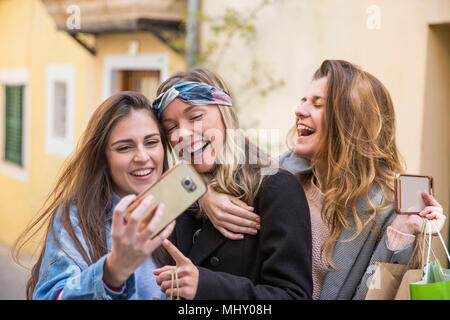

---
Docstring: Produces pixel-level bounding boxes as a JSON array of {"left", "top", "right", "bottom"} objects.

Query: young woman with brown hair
[
  {"left": 151, "top": 68, "right": 313, "bottom": 299},
  {"left": 200, "top": 60, "right": 446, "bottom": 299},
  {"left": 13, "top": 92, "right": 175, "bottom": 299}
]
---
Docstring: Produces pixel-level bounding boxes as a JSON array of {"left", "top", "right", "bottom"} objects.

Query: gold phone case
[
  {"left": 125, "top": 162, "right": 206, "bottom": 238},
  {"left": 394, "top": 173, "right": 433, "bottom": 214}
]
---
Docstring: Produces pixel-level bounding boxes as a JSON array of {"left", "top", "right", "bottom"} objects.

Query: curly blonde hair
[{"left": 288, "top": 60, "right": 413, "bottom": 268}]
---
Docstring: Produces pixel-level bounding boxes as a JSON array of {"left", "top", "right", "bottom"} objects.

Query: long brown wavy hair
[
  {"left": 156, "top": 68, "right": 274, "bottom": 207},
  {"left": 287, "top": 60, "right": 421, "bottom": 268},
  {"left": 13, "top": 91, "right": 169, "bottom": 299}
]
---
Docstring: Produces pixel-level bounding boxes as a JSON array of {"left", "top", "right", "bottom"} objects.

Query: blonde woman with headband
[
  {"left": 201, "top": 60, "right": 446, "bottom": 300},
  {"left": 151, "top": 68, "right": 313, "bottom": 300}
]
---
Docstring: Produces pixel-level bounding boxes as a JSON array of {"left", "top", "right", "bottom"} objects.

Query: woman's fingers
[
  {"left": 156, "top": 266, "right": 188, "bottom": 286},
  {"left": 221, "top": 213, "right": 260, "bottom": 231},
  {"left": 421, "top": 192, "right": 441, "bottom": 207},
  {"left": 145, "top": 203, "right": 165, "bottom": 233},
  {"left": 158, "top": 270, "right": 194, "bottom": 299},
  {"left": 228, "top": 198, "right": 260, "bottom": 222},
  {"left": 160, "top": 278, "right": 184, "bottom": 295},
  {"left": 418, "top": 194, "right": 446, "bottom": 234},
  {"left": 162, "top": 239, "right": 191, "bottom": 265},
  {"left": 123, "top": 196, "right": 154, "bottom": 239},
  {"left": 229, "top": 197, "right": 254, "bottom": 212},
  {"left": 419, "top": 207, "right": 433, "bottom": 217},
  {"left": 220, "top": 220, "right": 258, "bottom": 235},
  {"left": 155, "top": 255, "right": 198, "bottom": 300},
  {"left": 115, "top": 194, "right": 138, "bottom": 213},
  {"left": 419, "top": 206, "right": 443, "bottom": 217},
  {"left": 211, "top": 199, "right": 260, "bottom": 231},
  {"left": 111, "top": 194, "right": 137, "bottom": 234},
  {"left": 137, "top": 203, "right": 165, "bottom": 242},
  {"left": 419, "top": 206, "right": 446, "bottom": 235},
  {"left": 210, "top": 205, "right": 260, "bottom": 235},
  {"left": 155, "top": 267, "right": 176, "bottom": 284},
  {"left": 210, "top": 207, "right": 260, "bottom": 238},
  {"left": 216, "top": 226, "right": 244, "bottom": 240},
  {"left": 160, "top": 279, "right": 173, "bottom": 293},
  {"left": 425, "top": 212, "right": 439, "bottom": 220},
  {"left": 154, "top": 265, "right": 174, "bottom": 277}
]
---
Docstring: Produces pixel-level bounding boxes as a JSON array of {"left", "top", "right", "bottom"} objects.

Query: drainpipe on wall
[{"left": 185, "top": 0, "right": 200, "bottom": 67}]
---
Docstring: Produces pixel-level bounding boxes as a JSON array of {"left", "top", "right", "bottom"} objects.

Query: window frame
[
  {"left": 4, "top": 85, "right": 24, "bottom": 165},
  {"left": 45, "top": 64, "right": 76, "bottom": 157},
  {"left": 0, "top": 68, "right": 30, "bottom": 182}
]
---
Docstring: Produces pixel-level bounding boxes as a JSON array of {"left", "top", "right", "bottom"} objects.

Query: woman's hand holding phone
[
  {"left": 391, "top": 191, "right": 446, "bottom": 236},
  {"left": 103, "top": 194, "right": 176, "bottom": 288}
]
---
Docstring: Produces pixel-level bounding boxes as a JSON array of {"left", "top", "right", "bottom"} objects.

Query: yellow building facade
[
  {"left": 0, "top": 0, "right": 186, "bottom": 254},
  {"left": 1, "top": 0, "right": 448, "bottom": 267}
]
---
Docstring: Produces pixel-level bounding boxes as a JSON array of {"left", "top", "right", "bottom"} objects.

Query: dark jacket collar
[
  {"left": 278, "top": 150, "right": 312, "bottom": 175},
  {"left": 175, "top": 212, "right": 226, "bottom": 265}
]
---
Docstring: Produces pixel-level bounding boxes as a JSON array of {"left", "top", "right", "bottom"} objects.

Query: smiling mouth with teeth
[
  {"left": 130, "top": 169, "right": 153, "bottom": 177},
  {"left": 188, "top": 140, "right": 210, "bottom": 155},
  {"left": 297, "top": 124, "right": 315, "bottom": 137}
]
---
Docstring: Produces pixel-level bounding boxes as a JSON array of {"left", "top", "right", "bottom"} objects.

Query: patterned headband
[{"left": 151, "top": 81, "right": 232, "bottom": 118}]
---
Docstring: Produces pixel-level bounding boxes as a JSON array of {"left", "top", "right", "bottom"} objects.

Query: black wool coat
[{"left": 174, "top": 169, "right": 313, "bottom": 300}]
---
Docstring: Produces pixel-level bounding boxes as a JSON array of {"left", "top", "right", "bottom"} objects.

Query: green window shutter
[{"left": 4, "top": 85, "right": 23, "bottom": 166}]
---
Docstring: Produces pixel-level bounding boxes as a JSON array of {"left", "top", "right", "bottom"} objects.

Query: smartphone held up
[
  {"left": 395, "top": 173, "right": 433, "bottom": 214},
  {"left": 123, "top": 162, "right": 207, "bottom": 238}
]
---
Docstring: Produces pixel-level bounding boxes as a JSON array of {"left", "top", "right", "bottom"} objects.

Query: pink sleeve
[{"left": 386, "top": 226, "right": 416, "bottom": 251}]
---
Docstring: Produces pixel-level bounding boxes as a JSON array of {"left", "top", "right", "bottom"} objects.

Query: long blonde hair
[
  {"left": 288, "top": 60, "right": 413, "bottom": 268},
  {"left": 156, "top": 68, "right": 273, "bottom": 206}
]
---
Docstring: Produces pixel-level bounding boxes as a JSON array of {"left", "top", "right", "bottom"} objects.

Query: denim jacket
[{"left": 33, "top": 193, "right": 165, "bottom": 300}]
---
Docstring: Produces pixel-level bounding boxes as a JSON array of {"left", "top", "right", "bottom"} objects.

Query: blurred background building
[{"left": 0, "top": 0, "right": 449, "bottom": 298}]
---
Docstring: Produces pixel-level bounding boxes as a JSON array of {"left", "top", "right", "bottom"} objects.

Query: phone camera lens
[{"left": 182, "top": 177, "right": 196, "bottom": 192}]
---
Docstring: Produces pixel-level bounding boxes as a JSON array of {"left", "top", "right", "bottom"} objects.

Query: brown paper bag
[
  {"left": 394, "top": 269, "right": 423, "bottom": 300},
  {"left": 365, "top": 262, "right": 409, "bottom": 300}
]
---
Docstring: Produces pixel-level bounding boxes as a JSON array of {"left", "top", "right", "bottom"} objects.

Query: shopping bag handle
[
  {"left": 425, "top": 219, "right": 450, "bottom": 265},
  {"left": 424, "top": 237, "right": 438, "bottom": 262},
  {"left": 424, "top": 220, "right": 432, "bottom": 267}
]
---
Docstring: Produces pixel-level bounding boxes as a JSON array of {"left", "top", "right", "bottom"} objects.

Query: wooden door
[{"left": 120, "top": 70, "right": 160, "bottom": 101}]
